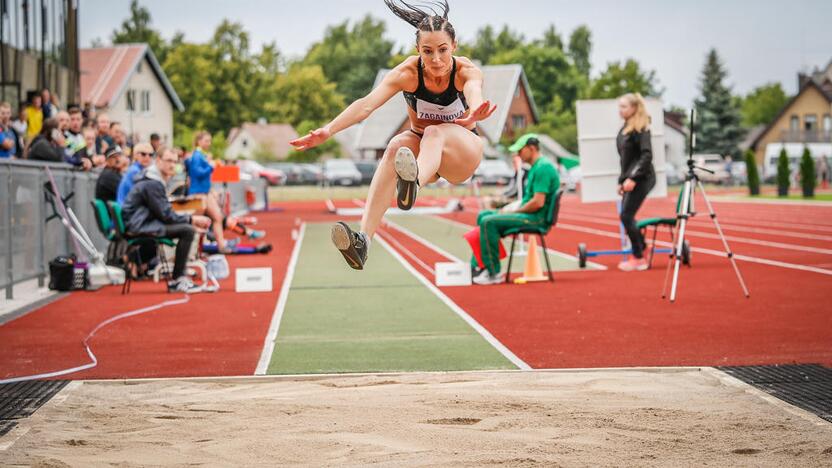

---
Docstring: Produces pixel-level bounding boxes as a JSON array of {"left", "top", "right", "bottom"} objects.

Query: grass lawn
[
  {"left": 269, "top": 184, "right": 503, "bottom": 201},
  {"left": 755, "top": 193, "right": 832, "bottom": 202}
]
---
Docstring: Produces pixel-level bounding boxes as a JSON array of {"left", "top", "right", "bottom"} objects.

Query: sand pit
[{"left": 2, "top": 368, "right": 831, "bottom": 466}]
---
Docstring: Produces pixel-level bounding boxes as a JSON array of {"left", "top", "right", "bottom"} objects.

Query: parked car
[
  {"left": 474, "top": 158, "right": 514, "bottom": 185},
  {"left": 267, "top": 162, "right": 306, "bottom": 185},
  {"left": 237, "top": 159, "right": 286, "bottom": 186},
  {"left": 323, "top": 159, "right": 362, "bottom": 186},
  {"left": 299, "top": 164, "right": 325, "bottom": 185},
  {"left": 693, "top": 154, "right": 730, "bottom": 184},
  {"left": 355, "top": 160, "right": 378, "bottom": 185},
  {"left": 665, "top": 161, "right": 683, "bottom": 185}
]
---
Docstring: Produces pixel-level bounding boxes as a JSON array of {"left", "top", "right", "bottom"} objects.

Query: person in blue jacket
[
  {"left": 185, "top": 131, "right": 228, "bottom": 251},
  {"left": 116, "top": 142, "right": 155, "bottom": 204}
]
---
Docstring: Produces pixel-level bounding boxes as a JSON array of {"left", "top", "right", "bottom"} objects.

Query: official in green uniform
[{"left": 471, "top": 134, "right": 560, "bottom": 285}]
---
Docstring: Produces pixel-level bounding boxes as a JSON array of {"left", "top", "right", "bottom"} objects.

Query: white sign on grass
[{"left": 576, "top": 98, "right": 668, "bottom": 203}]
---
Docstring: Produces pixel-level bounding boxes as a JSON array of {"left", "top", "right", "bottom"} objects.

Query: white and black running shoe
[
  {"left": 394, "top": 146, "right": 419, "bottom": 210},
  {"left": 331, "top": 222, "right": 369, "bottom": 270},
  {"left": 167, "top": 276, "right": 202, "bottom": 293}
]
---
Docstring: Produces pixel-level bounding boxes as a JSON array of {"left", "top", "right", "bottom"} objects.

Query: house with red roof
[{"left": 80, "top": 44, "right": 184, "bottom": 146}]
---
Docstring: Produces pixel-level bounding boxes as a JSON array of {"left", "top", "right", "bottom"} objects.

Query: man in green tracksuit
[{"left": 472, "top": 133, "right": 560, "bottom": 285}]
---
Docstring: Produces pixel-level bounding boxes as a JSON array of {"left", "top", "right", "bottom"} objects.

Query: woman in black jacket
[{"left": 616, "top": 93, "right": 656, "bottom": 272}]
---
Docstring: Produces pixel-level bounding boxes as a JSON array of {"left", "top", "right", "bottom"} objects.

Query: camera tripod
[{"left": 662, "top": 111, "right": 750, "bottom": 302}]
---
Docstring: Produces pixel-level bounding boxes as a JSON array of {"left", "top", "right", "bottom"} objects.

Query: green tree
[
  {"left": 694, "top": 49, "right": 744, "bottom": 157},
  {"left": 526, "top": 96, "right": 579, "bottom": 153},
  {"left": 776, "top": 147, "right": 790, "bottom": 196},
  {"left": 744, "top": 149, "right": 760, "bottom": 196},
  {"left": 163, "top": 42, "right": 218, "bottom": 135},
  {"left": 111, "top": 0, "right": 170, "bottom": 63},
  {"left": 567, "top": 25, "right": 592, "bottom": 77},
  {"left": 287, "top": 120, "right": 341, "bottom": 162},
  {"left": 536, "top": 24, "right": 563, "bottom": 50},
  {"left": 491, "top": 44, "right": 583, "bottom": 113},
  {"left": 738, "top": 83, "right": 789, "bottom": 128},
  {"left": 462, "top": 25, "right": 524, "bottom": 64},
  {"left": 587, "top": 59, "right": 661, "bottom": 99},
  {"left": 799, "top": 146, "right": 816, "bottom": 197},
  {"left": 303, "top": 15, "right": 395, "bottom": 103},
  {"left": 265, "top": 65, "right": 345, "bottom": 129}
]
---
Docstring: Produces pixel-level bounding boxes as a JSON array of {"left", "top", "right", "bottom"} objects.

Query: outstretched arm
[
  {"left": 290, "top": 66, "right": 408, "bottom": 151},
  {"left": 454, "top": 61, "right": 496, "bottom": 128}
]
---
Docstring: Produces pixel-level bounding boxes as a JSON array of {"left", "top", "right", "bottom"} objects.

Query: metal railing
[
  {"left": 779, "top": 129, "right": 832, "bottom": 143},
  {"left": 1, "top": 159, "right": 269, "bottom": 299}
]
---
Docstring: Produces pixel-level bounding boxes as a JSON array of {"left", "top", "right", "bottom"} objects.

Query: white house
[
  {"left": 225, "top": 122, "right": 299, "bottom": 160},
  {"left": 80, "top": 44, "right": 184, "bottom": 145}
]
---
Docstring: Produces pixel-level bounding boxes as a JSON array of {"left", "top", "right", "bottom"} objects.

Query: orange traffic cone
[{"left": 514, "top": 236, "right": 549, "bottom": 284}]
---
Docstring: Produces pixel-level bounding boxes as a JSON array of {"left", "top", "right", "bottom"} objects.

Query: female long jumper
[{"left": 290, "top": 0, "right": 496, "bottom": 270}]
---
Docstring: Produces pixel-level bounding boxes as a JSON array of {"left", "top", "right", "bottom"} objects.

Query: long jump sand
[{"left": 3, "top": 368, "right": 831, "bottom": 466}]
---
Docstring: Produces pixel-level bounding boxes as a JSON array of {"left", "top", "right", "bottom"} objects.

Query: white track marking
[
  {"left": 255, "top": 223, "right": 306, "bottom": 375},
  {"left": 557, "top": 213, "right": 832, "bottom": 256},
  {"left": 376, "top": 235, "right": 531, "bottom": 370},
  {"left": 556, "top": 222, "right": 832, "bottom": 276}
]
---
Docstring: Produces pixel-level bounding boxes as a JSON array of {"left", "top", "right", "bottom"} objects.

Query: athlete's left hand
[
  {"left": 622, "top": 178, "right": 636, "bottom": 192},
  {"left": 289, "top": 127, "right": 332, "bottom": 151},
  {"left": 454, "top": 101, "right": 497, "bottom": 128}
]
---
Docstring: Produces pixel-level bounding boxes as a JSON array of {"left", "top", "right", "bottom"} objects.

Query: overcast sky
[{"left": 80, "top": 0, "right": 832, "bottom": 108}]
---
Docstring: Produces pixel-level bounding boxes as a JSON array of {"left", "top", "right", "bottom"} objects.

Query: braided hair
[{"left": 383, "top": 0, "right": 456, "bottom": 43}]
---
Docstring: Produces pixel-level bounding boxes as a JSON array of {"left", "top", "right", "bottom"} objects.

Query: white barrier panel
[
  {"left": 235, "top": 267, "right": 273, "bottom": 293},
  {"left": 577, "top": 98, "right": 668, "bottom": 203},
  {"left": 435, "top": 262, "right": 472, "bottom": 287}
]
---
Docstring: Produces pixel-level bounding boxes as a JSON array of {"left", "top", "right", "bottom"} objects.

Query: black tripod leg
[
  {"left": 539, "top": 234, "right": 553, "bottom": 282},
  {"left": 505, "top": 234, "right": 517, "bottom": 284}
]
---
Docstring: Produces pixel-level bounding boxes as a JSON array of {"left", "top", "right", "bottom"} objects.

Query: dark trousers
[
  {"left": 163, "top": 224, "right": 196, "bottom": 279},
  {"left": 620, "top": 176, "right": 655, "bottom": 259}
]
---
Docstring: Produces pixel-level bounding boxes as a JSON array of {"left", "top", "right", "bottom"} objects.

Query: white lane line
[
  {"left": 384, "top": 218, "right": 461, "bottom": 262},
  {"left": 557, "top": 213, "right": 832, "bottom": 256},
  {"left": 561, "top": 209, "right": 832, "bottom": 237},
  {"left": 255, "top": 223, "right": 306, "bottom": 375},
  {"left": 377, "top": 230, "right": 436, "bottom": 275},
  {"left": 432, "top": 215, "right": 608, "bottom": 270},
  {"left": 376, "top": 235, "right": 531, "bottom": 370},
  {"left": 557, "top": 222, "right": 832, "bottom": 276}
]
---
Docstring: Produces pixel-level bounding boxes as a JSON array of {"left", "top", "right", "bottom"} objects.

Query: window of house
[
  {"left": 137, "top": 61, "right": 143, "bottom": 74},
  {"left": 126, "top": 89, "right": 136, "bottom": 111},
  {"left": 790, "top": 115, "right": 799, "bottom": 131},
  {"left": 141, "top": 90, "right": 151, "bottom": 112},
  {"left": 804, "top": 114, "right": 817, "bottom": 131},
  {"left": 514, "top": 84, "right": 521, "bottom": 98},
  {"left": 512, "top": 114, "right": 526, "bottom": 129},
  {"left": 822, "top": 114, "right": 831, "bottom": 132},
  {"left": 242, "top": 139, "right": 248, "bottom": 147}
]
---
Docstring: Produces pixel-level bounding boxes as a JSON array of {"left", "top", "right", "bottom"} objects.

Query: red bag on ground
[{"left": 464, "top": 227, "right": 507, "bottom": 269}]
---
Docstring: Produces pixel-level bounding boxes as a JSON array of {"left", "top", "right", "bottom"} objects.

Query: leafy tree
[
  {"left": 287, "top": 120, "right": 341, "bottom": 162},
  {"left": 567, "top": 25, "right": 592, "bottom": 77},
  {"left": 163, "top": 42, "right": 218, "bottom": 135},
  {"left": 526, "top": 96, "right": 578, "bottom": 153},
  {"left": 265, "top": 65, "right": 345, "bottom": 129},
  {"left": 491, "top": 44, "right": 583, "bottom": 113},
  {"left": 587, "top": 59, "right": 661, "bottom": 99},
  {"left": 694, "top": 49, "right": 744, "bottom": 157},
  {"left": 800, "top": 146, "right": 816, "bottom": 197},
  {"left": 462, "top": 25, "right": 524, "bottom": 64},
  {"left": 744, "top": 149, "right": 760, "bottom": 196},
  {"left": 738, "top": 83, "right": 789, "bottom": 128},
  {"left": 303, "top": 15, "right": 395, "bottom": 103},
  {"left": 776, "top": 147, "right": 790, "bottom": 196},
  {"left": 111, "top": 0, "right": 170, "bottom": 63},
  {"left": 536, "top": 25, "right": 563, "bottom": 50}
]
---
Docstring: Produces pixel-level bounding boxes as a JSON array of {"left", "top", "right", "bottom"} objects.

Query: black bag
[{"left": 49, "top": 255, "right": 77, "bottom": 291}]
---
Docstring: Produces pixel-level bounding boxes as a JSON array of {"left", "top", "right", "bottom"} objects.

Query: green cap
[{"left": 508, "top": 133, "right": 540, "bottom": 152}]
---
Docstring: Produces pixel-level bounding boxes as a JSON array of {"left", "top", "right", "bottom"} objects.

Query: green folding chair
[
  {"left": 107, "top": 201, "right": 175, "bottom": 294},
  {"left": 504, "top": 190, "right": 564, "bottom": 283}
]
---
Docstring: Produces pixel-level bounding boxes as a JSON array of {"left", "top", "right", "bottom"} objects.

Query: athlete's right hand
[{"left": 289, "top": 127, "right": 331, "bottom": 151}]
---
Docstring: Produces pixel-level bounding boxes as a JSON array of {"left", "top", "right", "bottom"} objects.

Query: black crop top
[{"left": 403, "top": 57, "right": 469, "bottom": 122}]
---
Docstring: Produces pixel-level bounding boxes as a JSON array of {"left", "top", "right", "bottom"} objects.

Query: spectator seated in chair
[
  {"left": 116, "top": 142, "right": 155, "bottom": 204},
  {"left": 470, "top": 134, "right": 560, "bottom": 285},
  {"left": 121, "top": 147, "right": 211, "bottom": 293}
]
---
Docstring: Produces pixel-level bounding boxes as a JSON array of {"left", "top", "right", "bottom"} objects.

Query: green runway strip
[
  {"left": 267, "top": 223, "right": 515, "bottom": 374},
  {"left": 387, "top": 214, "right": 596, "bottom": 271}
]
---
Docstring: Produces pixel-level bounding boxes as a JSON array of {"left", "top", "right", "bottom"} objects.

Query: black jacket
[
  {"left": 27, "top": 136, "right": 65, "bottom": 163},
  {"left": 616, "top": 128, "right": 656, "bottom": 184},
  {"left": 95, "top": 167, "right": 122, "bottom": 202},
  {"left": 122, "top": 165, "right": 191, "bottom": 236}
]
